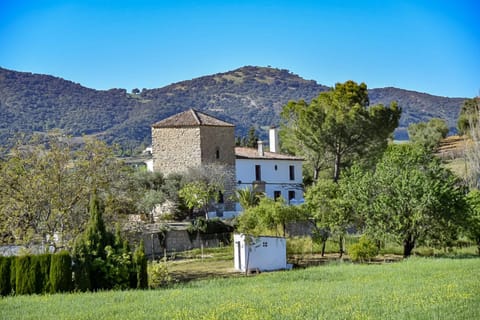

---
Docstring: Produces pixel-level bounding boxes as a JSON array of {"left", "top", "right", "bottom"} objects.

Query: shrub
[
  {"left": 50, "top": 251, "right": 72, "bottom": 293},
  {"left": 133, "top": 240, "right": 148, "bottom": 289},
  {"left": 15, "top": 255, "right": 36, "bottom": 295},
  {"left": 36, "top": 254, "right": 52, "bottom": 293},
  {"left": 0, "top": 256, "right": 12, "bottom": 296},
  {"left": 10, "top": 256, "right": 16, "bottom": 294},
  {"left": 348, "top": 236, "right": 379, "bottom": 262},
  {"left": 148, "top": 259, "right": 172, "bottom": 288}
]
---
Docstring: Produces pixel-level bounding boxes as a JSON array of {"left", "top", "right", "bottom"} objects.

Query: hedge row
[{"left": 0, "top": 251, "right": 72, "bottom": 296}]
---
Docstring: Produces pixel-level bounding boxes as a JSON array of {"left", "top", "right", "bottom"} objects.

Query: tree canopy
[
  {"left": 344, "top": 143, "right": 468, "bottom": 257},
  {"left": 408, "top": 118, "right": 449, "bottom": 151},
  {"left": 0, "top": 132, "right": 134, "bottom": 249},
  {"left": 457, "top": 97, "right": 479, "bottom": 136},
  {"left": 280, "top": 80, "right": 401, "bottom": 182}
]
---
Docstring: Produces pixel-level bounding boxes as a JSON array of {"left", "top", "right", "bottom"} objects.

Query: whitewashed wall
[
  {"left": 233, "top": 234, "right": 287, "bottom": 272},
  {"left": 236, "top": 158, "right": 303, "bottom": 203}
]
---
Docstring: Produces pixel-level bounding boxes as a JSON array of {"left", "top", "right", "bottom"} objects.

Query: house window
[
  {"left": 255, "top": 165, "right": 262, "bottom": 181},
  {"left": 274, "top": 191, "right": 281, "bottom": 201},
  {"left": 289, "top": 165, "right": 295, "bottom": 180},
  {"left": 262, "top": 242, "right": 268, "bottom": 247},
  {"left": 288, "top": 190, "right": 296, "bottom": 201},
  {"left": 274, "top": 164, "right": 278, "bottom": 171},
  {"left": 216, "top": 148, "right": 220, "bottom": 159}
]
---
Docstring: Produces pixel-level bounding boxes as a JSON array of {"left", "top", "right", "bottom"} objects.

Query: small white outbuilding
[{"left": 233, "top": 234, "right": 287, "bottom": 272}]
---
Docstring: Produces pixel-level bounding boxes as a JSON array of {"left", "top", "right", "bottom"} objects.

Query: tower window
[{"left": 216, "top": 148, "right": 220, "bottom": 159}]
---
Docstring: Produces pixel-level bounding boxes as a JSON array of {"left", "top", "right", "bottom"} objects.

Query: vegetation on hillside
[{"left": 0, "top": 66, "right": 466, "bottom": 152}]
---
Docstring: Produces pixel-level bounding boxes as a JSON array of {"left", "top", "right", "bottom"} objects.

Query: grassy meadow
[{"left": 1, "top": 257, "right": 479, "bottom": 320}]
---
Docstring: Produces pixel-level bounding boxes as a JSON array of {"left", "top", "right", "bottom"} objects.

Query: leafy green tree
[
  {"left": 465, "top": 190, "right": 480, "bottom": 255},
  {"left": 0, "top": 132, "right": 133, "bottom": 250},
  {"left": 408, "top": 118, "right": 449, "bottom": 151},
  {"left": 179, "top": 181, "right": 218, "bottom": 219},
  {"left": 245, "top": 126, "right": 259, "bottom": 148},
  {"left": 280, "top": 81, "right": 400, "bottom": 182},
  {"left": 304, "top": 178, "right": 360, "bottom": 257},
  {"left": 346, "top": 143, "right": 468, "bottom": 257},
  {"left": 457, "top": 97, "right": 479, "bottom": 135},
  {"left": 237, "top": 197, "right": 305, "bottom": 237}
]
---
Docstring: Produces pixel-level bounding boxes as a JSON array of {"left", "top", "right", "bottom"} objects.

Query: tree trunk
[
  {"left": 321, "top": 239, "right": 326, "bottom": 257},
  {"left": 338, "top": 235, "right": 344, "bottom": 258},
  {"left": 333, "top": 150, "right": 341, "bottom": 183},
  {"left": 403, "top": 235, "right": 416, "bottom": 258}
]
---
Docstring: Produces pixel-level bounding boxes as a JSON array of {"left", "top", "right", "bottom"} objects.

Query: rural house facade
[{"left": 150, "top": 109, "right": 303, "bottom": 217}]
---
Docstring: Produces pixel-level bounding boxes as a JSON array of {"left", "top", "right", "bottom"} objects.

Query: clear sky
[{"left": 1, "top": 0, "right": 478, "bottom": 97}]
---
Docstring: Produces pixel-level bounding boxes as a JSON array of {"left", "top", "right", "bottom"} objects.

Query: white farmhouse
[
  {"left": 149, "top": 110, "right": 304, "bottom": 217},
  {"left": 235, "top": 127, "right": 304, "bottom": 211}
]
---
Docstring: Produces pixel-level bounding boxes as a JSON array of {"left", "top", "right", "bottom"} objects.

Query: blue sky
[{"left": 1, "top": 0, "right": 478, "bottom": 97}]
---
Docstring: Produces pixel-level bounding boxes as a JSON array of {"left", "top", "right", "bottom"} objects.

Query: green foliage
[
  {"left": 344, "top": 143, "right": 469, "bottom": 257},
  {"left": 36, "top": 254, "right": 51, "bottom": 294},
  {"left": 235, "top": 187, "right": 264, "bottom": 210},
  {"left": 348, "top": 236, "right": 379, "bottom": 262},
  {"left": 15, "top": 255, "right": 36, "bottom": 295},
  {"left": 408, "top": 118, "right": 449, "bottom": 150},
  {"left": 1, "top": 259, "right": 479, "bottom": 319},
  {"left": 179, "top": 180, "right": 219, "bottom": 218},
  {"left": 49, "top": 251, "right": 72, "bottom": 293},
  {"left": 465, "top": 190, "right": 480, "bottom": 255},
  {"left": 236, "top": 197, "right": 306, "bottom": 236},
  {"left": 0, "top": 66, "right": 464, "bottom": 153},
  {"left": 280, "top": 80, "right": 401, "bottom": 182},
  {"left": 73, "top": 192, "right": 135, "bottom": 291},
  {"left": 457, "top": 97, "right": 479, "bottom": 135},
  {"left": 0, "top": 132, "right": 132, "bottom": 249},
  {"left": 133, "top": 240, "right": 148, "bottom": 289},
  {"left": 148, "top": 259, "right": 172, "bottom": 289},
  {"left": 0, "top": 256, "right": 13, "bottom": 296}
]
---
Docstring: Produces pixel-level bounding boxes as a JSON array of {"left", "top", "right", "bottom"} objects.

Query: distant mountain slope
[{"left": 0, "top": 66, "right": 466, "bottom": 150}]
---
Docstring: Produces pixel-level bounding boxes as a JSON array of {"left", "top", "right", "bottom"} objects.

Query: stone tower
[{"left": 151, "top": 109, "right": 236, "bottom": 213}]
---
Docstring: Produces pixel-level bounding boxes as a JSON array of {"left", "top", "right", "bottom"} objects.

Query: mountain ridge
[{"left": 0, "top": 65, "right": 466, "bottom": 150}]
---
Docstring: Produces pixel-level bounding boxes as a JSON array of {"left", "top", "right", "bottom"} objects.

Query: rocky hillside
[{"left": 0, "top": 66, "right": 467, "bottom": 151}]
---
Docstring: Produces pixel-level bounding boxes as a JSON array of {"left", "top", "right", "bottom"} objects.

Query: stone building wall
[
  {"left": 151, "top": 127, "right": 202, "bottom": 175},
  {"left": 199, "top": 126, "right": 236, "bottom": 211},
  {"left": 199, "top": 126, "right": 235, "bottom": 166}
]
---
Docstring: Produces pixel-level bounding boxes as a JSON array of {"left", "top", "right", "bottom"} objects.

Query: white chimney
[
  {"left": 257, "top": 140, "right": 264, "bottom": 156},
  {"left": 269, "top": 126, "right": 279, "bottom": 153}
]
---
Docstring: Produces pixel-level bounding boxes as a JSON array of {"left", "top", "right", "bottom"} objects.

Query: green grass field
[{"left": 1, "top": 257, "right": 479, "bottom": 320}]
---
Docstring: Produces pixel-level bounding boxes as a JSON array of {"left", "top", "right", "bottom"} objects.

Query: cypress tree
[
  {"left": 10, "top": 256, "right": 16, "bottom": 294},
  {"left": 15, "top": 255, "right": 36, "bottom": 295},
  {"left": 36, "top": 254, "right": 51, "bottom": 293},
  {"left": 73, "top": 192, "right": 110, "bottom": 291},
  {"left": 50, "top": 251, "right": 72, "bottom": 293},
  {"left": 133, "top": 240, "right": 148, "bottom": 289},
  {"left": 0, "top": 256, "right": 12, "bottom": 296}
]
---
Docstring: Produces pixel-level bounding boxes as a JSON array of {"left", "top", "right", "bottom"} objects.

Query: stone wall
[
  {"left": 140, "top": 230, "right": 231, "bottom": 258},
  {"left": 151, "top": 126, "right": 202, "bottom": 175}
]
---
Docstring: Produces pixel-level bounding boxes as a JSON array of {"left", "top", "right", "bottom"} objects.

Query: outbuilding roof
[
  {"left": 235, "top": 147, "right": 303, "bottom": 160},
  {"left": 152, "top": 109, "right": 234, "bottom": 128}
]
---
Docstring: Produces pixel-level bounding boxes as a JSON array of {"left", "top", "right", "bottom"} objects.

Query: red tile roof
[
  {"left": 152, "top": 109, "right": 234, "bottom": 128},
  {"left": 235, "top": 147, "right": 303, "bottom": 160}
]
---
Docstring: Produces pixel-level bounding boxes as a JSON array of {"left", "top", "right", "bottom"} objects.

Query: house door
[{"left": 235, "top": 241, "right": 242, "bottom": 270}]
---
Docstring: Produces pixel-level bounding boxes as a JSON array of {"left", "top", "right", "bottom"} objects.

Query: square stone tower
[{"left": 151, "top": 109, "right": 236, "bottom": 212}]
